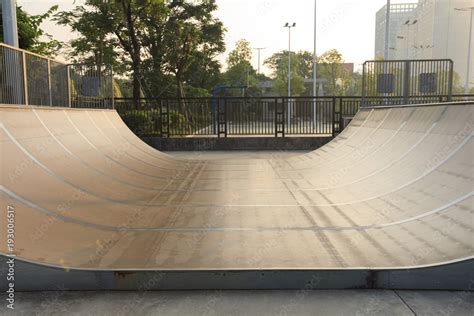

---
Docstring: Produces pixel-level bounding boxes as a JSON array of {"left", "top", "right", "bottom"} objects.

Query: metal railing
[
  {"left": 1, "top": 44, "right": 472, "bottom": 138},
  {"left": 0, "top": 43, "right": 113, "bottom": 108},
  {"left": 115, "top": 97, "right": 339, "bottom": 138},
  {"left": 114, "top": 95, "right": 474, "bottom": 138},
  {"left": 362, "top": 59, "right": 454, "bottom": 106}
]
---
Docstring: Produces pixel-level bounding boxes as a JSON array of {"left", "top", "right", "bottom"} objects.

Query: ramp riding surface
[{"left": 0, "top": 102, "right": 473, "bottom": 290}]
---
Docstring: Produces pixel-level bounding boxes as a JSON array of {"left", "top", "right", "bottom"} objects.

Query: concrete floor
[{"left": 8, "top": 290, "right": 474, "bottom": 315}]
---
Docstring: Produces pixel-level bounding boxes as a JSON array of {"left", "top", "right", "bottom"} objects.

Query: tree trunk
[
  {"left": 176, "top": 74, "right": 190, "bottom": 124},
  {"left": 124, "top": 2, "right": 142, "bottom": 106},
  {"left": 132, "top": 58, "right": 141, "bottom": 105}
]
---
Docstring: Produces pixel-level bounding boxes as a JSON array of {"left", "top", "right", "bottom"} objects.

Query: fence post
[
  {"left": 47, "top": 60, "right": 53, "bottom": 106},
  {"left": 224, "top": 98, "right": 228, "bottom": 138},
  {"left": 283, "top": 97, "right": 286, "bottom": 137},
  {"left": 67, "top": 65, "right": 72, "bottom": 108},
  {"left": 274, "top": 98, "right": 277, "bottom": 137},
  {"left": 22, "top": 51, "right": 29, "bottom": 105},
  {"left": 165, "top": 99, "right": 170, "bottom": 138},
  {"left": 338, "top": 97, "right": 343, "bottom": 133},
  {"left": 403, "top": 60, "right": 411, "bottom": 104},
  {"left": 361, "top": 62, "right": 367, "bottom": 107},
  {"left": 332, "top": 97, "right": 337, "bottom": 137},
  {"left": 110, "top": 66, "right": 115, "bottom": 109},
  {"left": 312, "top": 96, "right": 317, "bottom": 131},
  {"left": 447, "top": 60, "right": 454, "bottom": 102}
]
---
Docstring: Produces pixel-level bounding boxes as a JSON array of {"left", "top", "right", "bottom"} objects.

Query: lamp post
[
  {"left": 253, "top": 47, "right": 266, "bottom": 74},
  {"left": 313, "top": 0, "right": 317, "bottom": 97},
  {"left": 384, "top": 0, "right": 391, "bottom": 60},
  {"left": 383, "top": 0, "right": 391, "bottom": 106},
  {"left": 284, "top": 22, "right": 296, "bottom": 126},
  {"left": 2, "top": 0, "right": 19, "bottom": 47},
  {"left": 455, "top": 7, "right": 474, "bottom": 94},
  {"left": 403, "top": 19, "right": 418, "bottom": 59},
  {"left": 312, "top": 0, "right": 318, "bottom": 130}
]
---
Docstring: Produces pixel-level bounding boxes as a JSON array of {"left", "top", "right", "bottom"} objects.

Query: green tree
[
  {"left": 161, "top": 0, "right": 225, "bottom": 98},
  {"left": 55, "top": 5, "right": 121, "bottom": 71},
  {"left": 58, "top": 0, "right": 225, "bottom": 100},
  {"left": 452, "top": 72, "right": 466, "bottom": 94},
  {"left": 57, "top": 0, "right": 170, "bottom": 101},
  {"left": 221, "top": 39, "right": 259, "bottom": 96},
  {"left": 345, "top": 72, "right": 363, "bottom": 96},
  {"left": 226, "top": 39, "right": 252, "bottom": 68},
  {"left": 296, "top": 50, "right": 315, "bottom": 79},
  {"left": 0, "top": 5, "right": 62, "bottom": 56},
  {"left": 185, "top": 51, "right": 222, "bottom": 92},
  {"left": 317, "top": 49, "right": 349, "bottom": 95},
  {"left": 264, "top": 51, "right": 305, "bottom": 96}
]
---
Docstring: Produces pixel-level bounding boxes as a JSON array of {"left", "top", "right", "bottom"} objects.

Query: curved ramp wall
[{"left": 0, "top": 103, "right": 472, "bottom": 290}]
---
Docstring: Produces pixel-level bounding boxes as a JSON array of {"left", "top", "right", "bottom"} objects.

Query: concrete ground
[{"left": 7, "top": 290, "right": 474, "bottom": 315}]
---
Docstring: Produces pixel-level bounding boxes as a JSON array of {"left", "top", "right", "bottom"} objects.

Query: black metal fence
[
  {"left": 114, "top": 95, "right": 474, "bottom": 138},
  {"left": 2, "top": 45, "right": 471, "bottom": 138},
  {"left": 362, "top": 59, "right": 454, "bottom": 106}
]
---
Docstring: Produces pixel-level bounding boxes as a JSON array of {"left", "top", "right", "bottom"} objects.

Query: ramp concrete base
[
  {"left": 1, "top": 257, "right": 472, "bottom": 291},
  {"left": 143, "top": 136, "right": 334, "bottom": 151}
]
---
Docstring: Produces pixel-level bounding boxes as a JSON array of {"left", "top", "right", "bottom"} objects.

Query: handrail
[
  {"left": 0, "top": 42, "right": 67, "bottom": 65},
  {"left": 0, "top": 43, "right": 113, "bottom": 108},
  {"left": 361, "top": 100, "right": 473, "bottom": 110},
  {"left": 113, "top": 96, "right": 474, "bottom": 138}
]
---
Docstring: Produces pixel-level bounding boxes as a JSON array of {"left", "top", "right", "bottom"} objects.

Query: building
[
  {"left": 375, "top": 0, "right": 474, "bottom": 90},
  {"left": 413, "top": 0, "right": 473, "bottom": 90},
  {"left": 375, "top": 3, "right": 418, "bottom": 60}
]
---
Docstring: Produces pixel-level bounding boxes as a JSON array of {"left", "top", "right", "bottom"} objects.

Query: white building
[
  {"left": 375, "top": 3, "right": 418, "bottom": 59},
  {"left": 375, "top": 0, "right": 474, "bottom": 90}
]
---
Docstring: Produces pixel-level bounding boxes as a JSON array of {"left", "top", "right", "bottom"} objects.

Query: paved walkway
[{"left": 8, "top": 290, "right": 474, "bottom": 315}]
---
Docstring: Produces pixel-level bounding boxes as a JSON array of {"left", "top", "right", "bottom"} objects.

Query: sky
[{"left": 17, "top": 0, "right": 418, "bottom": 74}]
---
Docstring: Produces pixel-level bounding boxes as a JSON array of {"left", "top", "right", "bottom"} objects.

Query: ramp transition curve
[{"left": 0, "top": 102, "right": 472, "bottom": 290}]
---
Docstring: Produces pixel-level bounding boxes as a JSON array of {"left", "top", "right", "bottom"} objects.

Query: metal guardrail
[
  {"left": 1, "top": 44, "right": 471, "bottom": 138},
  {"left": 362, "top": 59, "right": 454, "bottom": 106},
  {"left": 115, "top": 97, "right": 336, "bottom": 138},
  {"left": 114, "top": 95, "right": 474, "bottom": 138},
  {"left": 0, "top": 43, "right": 113, "bottom": 108}
]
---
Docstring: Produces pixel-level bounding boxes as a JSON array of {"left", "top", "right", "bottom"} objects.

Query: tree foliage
[
  {"left": 317, "top": 49, "right": 349, "bottom": 95},
  {"left": 264, "top": 51, "right": 306, "bottom": 96},
  {"left": 57, "top": 0, "right": 225, "bottom": 100},
  {"left": 0, "top": 5, "right": 62, "bottom": 56},
  {"left": 264, "top": 48, "right": 361, "bottom": 96},
  {"left": 226, "top": 39, "right": 252, "bottom": 68},
  {"left": 221, "top": 39, "right": 259, "bottom": 95}
]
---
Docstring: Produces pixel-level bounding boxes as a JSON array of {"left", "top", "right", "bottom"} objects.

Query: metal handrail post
[
  {"left": 47, "top": 60, "right": 53, "bottom": 106},
  {"left": 22, "top": 51, "right": 28, "bottom": 105}
]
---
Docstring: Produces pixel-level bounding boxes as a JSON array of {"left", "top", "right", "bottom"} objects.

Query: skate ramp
[{"left": 0, "top": 102, "right": 472, "bottom": 289}]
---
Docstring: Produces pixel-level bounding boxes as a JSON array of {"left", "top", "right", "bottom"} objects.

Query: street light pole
[
  {"left": 455, "top": 7, "right": 474, "bottom": 94},
  {"left": 404, "top": 19, "right": 418, "bottom": 59},
  {"left": 2, "top": 0, "right": 19, "bottom": 47},
  {"left": 384, "top": 0, "right": 391, "bottom": 60},
  {"left": 284, "top": 22, "right": 296, "bottom": 126},
  {"left": 313, "top": 0, "right": 317, "bottom": 97},
  {"left": 468, "top": 8, "right": 473, "bottom": 94},
  {"left": 313, "top": 0, "right": 317, "bottom": 129},
  {"left": 253, "top": 47, "right": 266, "bottom": 74}
]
